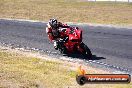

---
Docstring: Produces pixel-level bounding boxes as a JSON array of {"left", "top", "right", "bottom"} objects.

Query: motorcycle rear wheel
[{"left": 80, "top": 42, "right": 92, "bottom": 59}]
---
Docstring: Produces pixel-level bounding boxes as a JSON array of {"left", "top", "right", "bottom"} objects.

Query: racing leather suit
[{"left": 46, "top": 22, "right": 70, "bottom": 49}]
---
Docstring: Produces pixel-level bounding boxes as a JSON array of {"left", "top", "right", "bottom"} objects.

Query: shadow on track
[
  {"left": 91, "top": 55, "right": 106, "bottom": 60},
  {"left": 63, "top": 54, "right": 106, "bottom": 60}
]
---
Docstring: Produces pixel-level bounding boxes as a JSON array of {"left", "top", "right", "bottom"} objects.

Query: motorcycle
[{"left": 47, "top": 26, "right": 92, "bottom": 59}]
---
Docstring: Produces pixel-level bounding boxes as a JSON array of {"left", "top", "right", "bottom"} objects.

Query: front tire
[
  {"left": 58, "top": 42, "right": 67, "bottom": 54},
  {"left": 80, "top": 42, "right": 92, "bottom": 59},
  {"left": 59, "top": 46, "right": 67, "bottom": 54}
]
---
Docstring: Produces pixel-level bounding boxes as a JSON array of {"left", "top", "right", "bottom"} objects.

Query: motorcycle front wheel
[
  {"left": 58, "top": 43, "right": 67, "bottom": 54},
  {"left": 59, "top": 47, "right": 67, "bottom": 54}
]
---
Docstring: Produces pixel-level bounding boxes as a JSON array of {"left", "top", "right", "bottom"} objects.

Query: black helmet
[{"left": 48, "top": 18, "right": 58, "bottom": 29}]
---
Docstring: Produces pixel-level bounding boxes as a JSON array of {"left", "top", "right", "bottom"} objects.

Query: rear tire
[{"left": 80, "top": 42, "right": 92, "bottom": 59}]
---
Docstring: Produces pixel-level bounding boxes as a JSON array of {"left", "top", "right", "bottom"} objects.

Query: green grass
[{"left": 0, "top": 0, "right": 132, "bottom": 25}]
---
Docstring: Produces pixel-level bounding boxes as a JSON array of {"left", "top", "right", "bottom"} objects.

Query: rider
[{"left": 46, "top": 18, "right": 70, "bottom": 49}]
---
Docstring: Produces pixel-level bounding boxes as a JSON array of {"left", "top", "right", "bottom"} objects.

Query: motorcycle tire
[
  {"left": 59, "top": 46, "right": 67, "bottom": 54},
  {"left": 59, "top": 48, "right": 67, "bottom": 54},
  {"left": 80, "top": 42, "right": 92, "bottom": 59}
]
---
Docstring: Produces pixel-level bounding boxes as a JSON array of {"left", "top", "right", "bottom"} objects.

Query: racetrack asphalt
[{"left": 0, "top": 19, "right": 132, "bottom": 72}]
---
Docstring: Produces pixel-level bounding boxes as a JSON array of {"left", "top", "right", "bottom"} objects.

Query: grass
[
  {"left": 0, "top": 48, "right": 131, "bottom": 88},
  {"left": 0, "top": 0, "right": 132, "bottom": 25},
  {"left": 0, "top": 50, "right": 76, "bottom": 88}
]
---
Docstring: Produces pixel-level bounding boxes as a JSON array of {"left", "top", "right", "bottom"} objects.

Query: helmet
[{"left": 48, "top": 18, "right": 58, "bottom": 29}]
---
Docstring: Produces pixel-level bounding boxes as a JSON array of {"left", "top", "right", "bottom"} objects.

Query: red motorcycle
[{"left": 52, "top": 26, "right": 92, "bottom": 59}]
